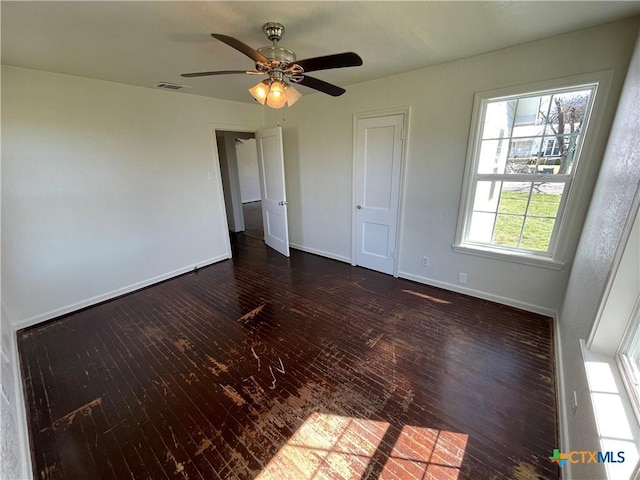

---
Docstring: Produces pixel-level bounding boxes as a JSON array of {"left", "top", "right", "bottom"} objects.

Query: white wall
[
  {"left": 556, "top": 30, "right": 640, "bottom": 479},
  {"left": 267, "top": 17, "right": 639, "bottom": 315},
  {"left": 591, "top": 206, "right": 640, "bottom": 355},
  {"left": 237, "top": 138, "right": 260, "bottom": 203},
  {"left": 1, "top": 66, "right": 262, "bottom": 327}
]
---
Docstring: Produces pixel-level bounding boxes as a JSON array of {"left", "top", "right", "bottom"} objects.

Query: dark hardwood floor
[
  {"left": 242, "top": 201, "right": 263, "bottom": 239},
  {"left": 18, "top": 234, "right": 559, "bottom": 480}
]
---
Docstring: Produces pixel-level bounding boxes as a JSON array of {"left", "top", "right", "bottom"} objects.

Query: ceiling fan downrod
[{"left": 257, "top": 22, "right": 296, "bottom": 66}]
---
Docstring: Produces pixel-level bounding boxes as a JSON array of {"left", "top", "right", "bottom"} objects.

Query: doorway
[
  {"left": 215, "top": 127, "right": 290, "bottom": 257},
  {"left": 353, "top": 109, "right": 408, "bottom": 275},
  {"left": 235, "top": 137, "right": 263, "bottom": 239},
  {"left": 215, "top": 130, "right": 263, "bottom": 239}
]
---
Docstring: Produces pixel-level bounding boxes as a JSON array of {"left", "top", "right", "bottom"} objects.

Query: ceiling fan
[{"left": 181, "top": 22, "right": 363, "bottom": 108}]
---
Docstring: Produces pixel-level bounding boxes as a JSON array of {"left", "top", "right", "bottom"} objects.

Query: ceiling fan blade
[
  {"left": 294, "top": 52, "right": 363, "bottom": 73},
  {"left": 297, "top": 75, "right": 346, "bottom": 97},
  {"left": 181, "top": 70, "right": 260, "bottom": 78},
  {"left": 211, "top": 33, "right": 269, "bottom": 64}
]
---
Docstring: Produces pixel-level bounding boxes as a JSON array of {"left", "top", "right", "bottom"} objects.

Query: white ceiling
[{"left": 2, "top": 1, "right": 639, "bottom": 104}]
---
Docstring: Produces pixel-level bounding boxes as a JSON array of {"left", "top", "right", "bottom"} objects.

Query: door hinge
[
  {"left": 400, "top": 129, "right": 405, "bottom": 141},
  {"left": 391, "top": 249, "right": 396, "bottom": 259}
]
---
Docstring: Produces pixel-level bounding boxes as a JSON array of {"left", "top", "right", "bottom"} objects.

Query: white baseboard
[
  {"left": 397, "top": 271, "right": 557, "bottom": 318},
  {"left": 289, "top": 243, "right": 351, "bottom": 264},
  {"left": 13, "top": 254, "right": 230, "bottom": 330},
  {"left": 13, "top": 328, "right": 33, "bottom": 479},
  {"left": 1, "top": 306, "right": 35, "bottom": 478},
  {"left": 554, "top": 313, "right": 572, "bottom": 479}
]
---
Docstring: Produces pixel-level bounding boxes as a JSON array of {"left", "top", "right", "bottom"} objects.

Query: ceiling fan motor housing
[
  {"left": 257, "top": 45, "right": 296, "bottom": 64},
  {"left": 263, "top": 22, "right": 285, "bottom": 42}
]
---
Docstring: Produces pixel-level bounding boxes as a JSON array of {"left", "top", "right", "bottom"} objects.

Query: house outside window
[{"left": 454, "top": 74, "right": 611, "bottom": 265}]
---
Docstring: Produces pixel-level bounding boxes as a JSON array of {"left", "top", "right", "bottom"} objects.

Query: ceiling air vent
[{"left": 154, "top": 82, "right": 189, "bottom": 90}]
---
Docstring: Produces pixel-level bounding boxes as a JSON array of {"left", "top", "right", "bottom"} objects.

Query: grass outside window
[{"left": 492, "top": 191, "right": 561, "bottom": 251}]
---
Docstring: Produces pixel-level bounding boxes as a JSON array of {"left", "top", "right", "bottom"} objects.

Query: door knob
[
  {"left": 356, "top": 205, "right": 363, "bottom": 209},
  {"left": 278, "top": 200, "right": 288, "bottom": 206}
]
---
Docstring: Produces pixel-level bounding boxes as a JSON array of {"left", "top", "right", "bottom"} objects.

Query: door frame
[
  {"left": 351, "top": 106, "right": 411, "bottom": 277},
  {"left": 211, "top": 123, "right": 259, "bottom": 259}
]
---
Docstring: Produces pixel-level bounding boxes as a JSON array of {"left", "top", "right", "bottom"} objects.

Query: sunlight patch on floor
[{"left": 255, "top": 412, "right": 468, "bottom": 480}]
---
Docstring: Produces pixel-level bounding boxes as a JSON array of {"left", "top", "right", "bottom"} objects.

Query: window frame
[
  {"left": 454, "top": 71, "right": 614, "bottom": 268},
  {"left": 617, "top": 297, "right": 640, "bottom": 422},
  {"left": 585, "top": 200, "right": 640, "bottom": 478}
]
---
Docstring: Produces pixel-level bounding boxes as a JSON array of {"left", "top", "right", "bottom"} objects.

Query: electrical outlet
[
  {"left": 571, "top": 391, "right": 578, "bottom": 415},
  {"left": 422, "top": 256, "right": 429, "bottom": 267},
  {"left": 458, "top": 272, "right": 468, "bottom": 285}
]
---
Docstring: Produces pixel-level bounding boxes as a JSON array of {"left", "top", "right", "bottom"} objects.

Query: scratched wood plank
[{"left": 18, "top": 233, "right": 559, "bottom": 480}]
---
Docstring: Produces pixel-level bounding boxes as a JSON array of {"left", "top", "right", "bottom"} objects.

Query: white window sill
[
  {"left": 452, "top": 243, "right": 566, "bottom": 270},
  {"left": 581, "top": 342, "right": 640, "bottom": 480}
]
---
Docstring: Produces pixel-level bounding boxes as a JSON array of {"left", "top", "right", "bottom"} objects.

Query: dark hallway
[{"left": 242, "top": 200, "right": 263, "bottom": 239}]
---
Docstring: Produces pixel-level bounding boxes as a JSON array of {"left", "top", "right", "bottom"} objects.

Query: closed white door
[
  {"left": 354, "top": 114, "right": 405, "bottom": 274},
  {"left": 256, "top": 126, "right": 290, "bottom": 257}
]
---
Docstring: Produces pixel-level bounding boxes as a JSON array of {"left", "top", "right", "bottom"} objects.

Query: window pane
[
  {"left": 537, "top": 95, "right": 552, "bottom": 124},
  {"left": 468, "top": 211, "right": 496, "bottom": 243},
  {"left": 493, "top": 214, "right": 523, "bottom": 247},
  {"left": 529, "top": 184, "right": 564, "bottom": 216},
  {"left": 620, "top": 314, "right": 640, "bottom": 410},
  {"left": 543, "top": 90, "right": 592, "bottom": 174},
  {"left": 505, "top": 137, "right": 542, "bottom": 175},
  {"left": 473, "top": 181, "right": 501, "bottom": 212},
  {"left": 482, "top": 100, "right": 516, "bottom": 139},
  {"left": 538, "top": 136, "right": 562, "bottom": 173},
  {"left": 521, "top": 217, "right": 555, "bottom": 251},
  {"left": 498, "top": 183, "right": 530, "bottom": 214},
  {"left": 544, "top": 90, "right": 592, "bottom": 135},
  {"left": 478, "top": 139, "right": 509, "bottom": 174},
  {"left": 562, "top": 133, "right": 580, "bottom": 175},
  {"left": 623, "top": 318, "right": 640, "bottom": 382},
  {"left": 512, "top": 121, "right": 545, "bottom": 138},
  {"left": 514, "top": 97, "right": 539, "bottom": 125}
]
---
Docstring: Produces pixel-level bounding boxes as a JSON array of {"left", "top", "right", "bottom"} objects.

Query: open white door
[
  {"left": 256, "top": 126, "right": 290, "bottom": 257},
  {"left": 354, "top": 113, "right": 405, "bottom": 274}
]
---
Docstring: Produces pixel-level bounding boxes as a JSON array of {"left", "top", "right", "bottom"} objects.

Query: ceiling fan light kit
[
  {"left": 181, "top": 22, "right": 363, "bottom": 108},
  {"left": 249, "top": 77, "right": 302, "bottom": 108}
]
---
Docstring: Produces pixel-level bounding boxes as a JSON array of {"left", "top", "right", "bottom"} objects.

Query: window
[
  {"left": 619, "top": 308, "right": 640, "bottom": 420},
  {"left": 455, "top": 76, "right": 605, "bottom": 264},
  {"left": 544, "top": 138, "right": 562, "bottom": 157}
]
